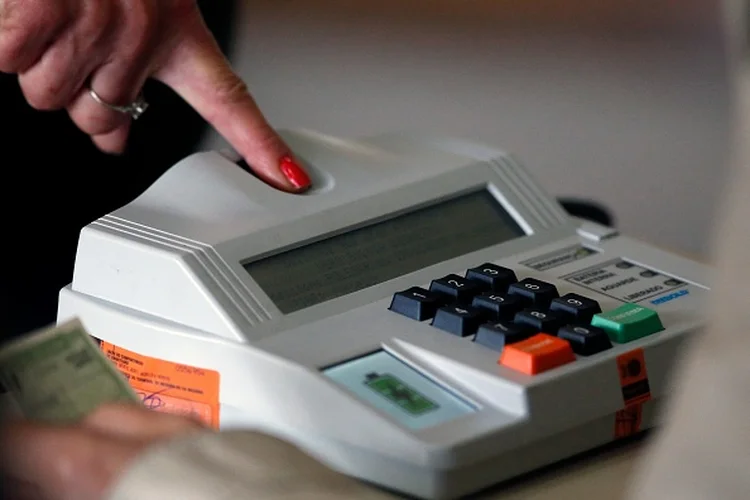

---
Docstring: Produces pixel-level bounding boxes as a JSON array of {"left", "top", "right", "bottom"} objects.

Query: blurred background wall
[{"left": 200, "top": 0, "right": 730, "bottom": 259}]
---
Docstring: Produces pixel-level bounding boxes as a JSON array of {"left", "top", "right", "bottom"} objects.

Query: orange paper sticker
[
  {"left": 616, "top": 348, "right": 651, "bottom": 406},
  {"left": 614, "top": 403, "right": 642, "bottom": 439},
  {"left": 100, "top": 342, "right": 220, "bottom": 429}
]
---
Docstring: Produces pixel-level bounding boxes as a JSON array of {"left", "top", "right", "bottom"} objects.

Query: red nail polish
[{"left": 280, "top": 156, "right": 311, "bottom": 190}]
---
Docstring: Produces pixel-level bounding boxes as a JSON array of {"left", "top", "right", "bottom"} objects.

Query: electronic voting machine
[{"left": 58, "top": 129, "right": 708, "bottom": 499}]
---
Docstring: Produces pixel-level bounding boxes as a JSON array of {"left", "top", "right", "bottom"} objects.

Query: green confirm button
[{"left": 591, "top": 303, "right": 664, "bottom": 343}]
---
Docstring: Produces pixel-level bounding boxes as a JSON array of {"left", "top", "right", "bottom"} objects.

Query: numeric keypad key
[
  {"left": 466, "top": 263, "right": 517, "bottom": 292},
  {"left": 472, "top": 293, "right": 523, "bottom": 321},
  {"left": 430, "top": 274, "right": 486, "bottom": 304},
  {"left": 557, "top": 324, "right": 612, "bottom": 355},
  {"left": 475, "top": 321, "right": 534, "bottom": 351},
  {"left": 550, "top": 293, "right": 602, "bottom": 323},
  {"left": 389, "top": 287, "right": 446, "bottom": 321},
  {"left": 514, "top": 308, "right": 565, "bottom": 334},
  {"left": 508, "top": 278, "right": 559, "bottom": 308},
  {"left": 431, "top": 305, "right": 484, "bottom": 337}
]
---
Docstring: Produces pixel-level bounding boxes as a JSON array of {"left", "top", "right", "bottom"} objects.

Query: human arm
[
  {"left": 0, "top": 404, "right": 394, "bottom": 500},
  {"left": 0, "top": 0, "right": 310, "bottom": 192}
]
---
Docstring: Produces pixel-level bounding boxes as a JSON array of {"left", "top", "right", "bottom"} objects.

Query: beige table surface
[{"left": 473, "top": 437, "right": 645, "bottom": 499}]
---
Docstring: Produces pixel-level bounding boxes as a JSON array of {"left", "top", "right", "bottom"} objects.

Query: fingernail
[{"left": 279, "top": 156, "right": 311, "bottom": 190}]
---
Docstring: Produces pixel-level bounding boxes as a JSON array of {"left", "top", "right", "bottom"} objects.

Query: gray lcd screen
[{"left": 243, "top": 189, "right": 525, "bottom": 314}]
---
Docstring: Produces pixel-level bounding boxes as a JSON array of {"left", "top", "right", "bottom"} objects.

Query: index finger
[{"left": 155, "top": 20, "right": 311, "bottom": 193}]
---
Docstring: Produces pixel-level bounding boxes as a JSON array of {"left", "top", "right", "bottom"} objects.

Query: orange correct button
[{"left": 499, "top": 333, "right": 576, "bottom": 375}]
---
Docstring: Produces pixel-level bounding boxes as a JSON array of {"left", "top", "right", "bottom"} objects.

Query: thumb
[{"left": 155, "top": 19, "right": 311, "bottom": 193}]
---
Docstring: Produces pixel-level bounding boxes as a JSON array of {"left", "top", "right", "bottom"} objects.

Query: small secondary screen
[
  {"left": 243, "top": 189, "right": 525, "bottom": 314},
  {"left": 322, "top": 350, "right": 477, "bottom": 430}
]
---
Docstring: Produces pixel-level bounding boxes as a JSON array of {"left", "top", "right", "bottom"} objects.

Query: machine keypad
[{"left": 388, "top": 261, "right": 666, "bottom": 375}]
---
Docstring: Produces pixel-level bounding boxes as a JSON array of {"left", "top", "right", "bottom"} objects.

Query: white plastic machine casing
[{"left": 58, "top": 130, "right": 709, "bottom": 499}]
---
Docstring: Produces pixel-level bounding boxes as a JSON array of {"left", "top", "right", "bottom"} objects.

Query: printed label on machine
[
  {"left": 562, "top": 258, "right": 687, "bottom": 303},
  {"left": 99, "top": 342, "right": 221, "bottom": 429},
  {"left": 520, "top": 244, "right": 599, "bottom": 272},
  {"left": 614, "top": 348, "right": 651, "bottom": 438},
  {"left": 614, "top": 404, "right": 643, "bottom": 438}
]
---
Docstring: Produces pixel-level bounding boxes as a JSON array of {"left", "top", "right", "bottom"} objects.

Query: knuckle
[
  {"left": 79, "top": 0, "right": 112, "bottom": 41},
  {"left": 77, "top": 112, "right": 125, "bottom": 136},
  {"left": 120, "top": 0, "right": 158, "bottom": 55},
  {"left": 253, "top": 125, "right": 285, "bottom": 153},
  {"left": 0, "top": 0, "right": 19, "bottom": 27},
  {"left": 0, "top": 34, "right": 25, "bottom": 72},
  {"left": 213, "top": 72, "right": 250, "bottom": 104},
  {"left": 20, "top": 78, "right": 66, "bottom": 110},
  {"left": 0, "top": 0, "right": 65, "bottom": 72},
  {"left": 0, "top": 0, "right": 28, "bottom": 71}
]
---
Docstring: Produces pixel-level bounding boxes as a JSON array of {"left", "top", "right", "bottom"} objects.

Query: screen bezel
[
  {"left": 214, "top": 160, "right": 574, "bottom": 328},
  {"left": 241, "top": 187, "right": 526, "bottom": 315}
]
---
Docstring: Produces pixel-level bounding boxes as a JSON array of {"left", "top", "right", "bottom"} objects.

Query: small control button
[
  {"left": 471, "top": 293, "right": 523, "bottom": 321},
  {"left": 514, "top": 308, "right": 565, "bottom": 333},
  {"left": 508, "top": 278, "right": 559, "bottom": 308},
  {"left": 474, "top": 322, "right": 534, "bottom": 351},
  {"left": 557, "top": 324, "right": 612, "bottom": 355},
  {"left": 499, "top": 333, "right": 576, "bottom": 375},
  {"left": 430, "top": 274, "right": 486, "bottom": 304},
  {"left": 431, "top": 305, "right": 484, "bottom": 337},
  {"left": 389, "top": 287, "right": 445, "bottom": 321},
  {"left": 466, "top": 263, "right": 517, "bottom": 292},
  {"left": 549, "top": 293, "right": 602, "bottom": 323},
  {"left": 591, "top": 304, "right": 665, "bottom": 343}
]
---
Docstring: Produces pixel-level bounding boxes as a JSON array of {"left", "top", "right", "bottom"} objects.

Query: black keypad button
[
  {"left": 557, "top": 324, "right": 612, "bottom": 356},
  {"left": 389, "top": 287, "right": 446, "bottom": 321},
  {"left": 471, "top": 293, "right": 523, "bottom": 321},
  {"left": 430, "top": 274, "right": 486, "bottom": 304},
  {"left": 514, "top": 308, "right": 565, "bottom": 334},
  {"left": 549, "top": 293, "right": 602, "bottom": 323},
  {"left": 474, "top": 321, "right": 534, "bottom": 351},
  {"left": 431, "top": 305, "right": 484, "bottom": 337},
  {"left": 508, "top": 278, "right": 560, "bottom": 308},
  {"left": 466, "top": 263, "right": 517, "bottom": 292}
]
